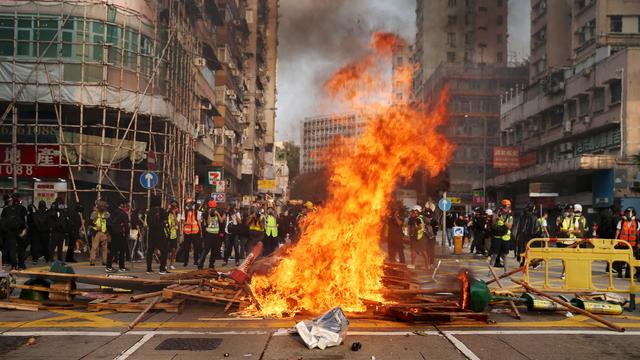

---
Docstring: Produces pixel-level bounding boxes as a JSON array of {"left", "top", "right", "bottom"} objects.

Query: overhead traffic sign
[
  {"left": 438, "top": 198, "right": 452, "bottom": 212},
  {"left": 140, "top": 171, "right": 158, "bottom": 189}
]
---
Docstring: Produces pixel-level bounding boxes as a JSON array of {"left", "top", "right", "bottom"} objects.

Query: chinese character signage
[
  {"left": 0, "top": 145, "right": 66, "bottom": 178},
  {"left": 575, "top": 128, "right": 621, "bottom": 155},
  {"left": 493, "top": 146, "right": 520, "bottom": 169},
  {"left": 34, "top": 181, "right": 67, "bottom": 207}
]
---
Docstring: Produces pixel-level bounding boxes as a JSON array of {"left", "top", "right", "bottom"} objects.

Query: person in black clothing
[
  {"left": 470, "top": 207, "right": 486, "bottom": 255},
  {"left": 2, "top": 193, "right": 28, "bottom": 269},
  {"left": 106, "top": 199, "right": 130, "bottom": 273},
  {"left": 146, "top": 196, "right": 169, "bottom": 274},
  {"left": 31, "top": 201, "right": 50, "bottom": 263},
  {"left": 516, "top": 203, "right": 538, "bottom": 266},
  {"left": 387, "top": 205, "right": 405, "bottom": 264},
  {"left": 48, "top": 198, "right": 71, "bottom": 263},
  {"left": 65, "top": 203, "right": 83, "bottom": 263},
  {"left": 423, "top": 208, "right": 438, "bottom": 267}
]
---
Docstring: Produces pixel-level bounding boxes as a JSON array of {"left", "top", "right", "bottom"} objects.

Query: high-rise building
[
  {"left": 413, "top": 0, "right": 508, "bottom": 102},
  {"left": 392, "top": 43, "right": 413, "bottom": 105},
  {"left": 490, "top": 0, "right": 640, "bottom": 210},
  {"left": 529, "top": 0, "right": 572, "bottom": 82},
  {"left": 421, "top": 63, "right": 527, "bottom": 206},
  {"left": 240, "top": 0, "right": 279, "bottom": 195},
  {"left": 301, "top": 114, "right": 365, "bottom": 174}
]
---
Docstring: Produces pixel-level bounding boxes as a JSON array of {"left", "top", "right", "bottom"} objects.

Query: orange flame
[
  {"left": 249, "top": 32, "right": 454, "bottom": 317},
  {"left": 457, "top": 270, "right": 470, "bottom": 309}
]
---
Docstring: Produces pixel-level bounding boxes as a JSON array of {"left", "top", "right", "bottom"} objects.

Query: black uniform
[
  {"left": 31, "top": 202, "right": 51, "bottom": 262},
  {"left": 146, "top": 205, "right": 169, "bottom": 273},
  {"left": 2, "top": 202, "right": 27, "bottom": 268},
  {"left": 107, "top": 205, "right": 130, "bottom": 270},
  {"left": 48, "top": 204, "right": 71, "bottom": 262}
]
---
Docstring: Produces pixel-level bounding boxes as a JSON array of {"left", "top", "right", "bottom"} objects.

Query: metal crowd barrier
[{"left": 523, "top": 238, "right": 640, "bottom": 308}]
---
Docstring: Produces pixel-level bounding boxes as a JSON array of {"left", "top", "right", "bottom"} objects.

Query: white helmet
[
  {"left": 411, "top": 205, "right": 422, "bottom": 212},
  {"left": 485, "top": 209, "right": 493, "bottom": 216},
  {"left": 574, "top": 204, "right": 583, "bottom": 212}
]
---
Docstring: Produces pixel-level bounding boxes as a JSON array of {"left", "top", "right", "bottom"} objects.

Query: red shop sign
[{"left": 0, "top": 145, "right": 67, "bottom": 178}]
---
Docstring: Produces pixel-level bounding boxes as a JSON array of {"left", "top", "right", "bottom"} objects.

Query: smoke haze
[{"left": 276, "top": 0, "right": 531, "bottom": 143}]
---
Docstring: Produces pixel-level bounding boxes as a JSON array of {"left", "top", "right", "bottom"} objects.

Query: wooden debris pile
[{"left": 367, "top": 262, "right": 489, "bottom": 323}]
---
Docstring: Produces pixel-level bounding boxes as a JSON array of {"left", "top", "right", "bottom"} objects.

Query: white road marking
[
  {"left": 114, "top": 333, "right": 154, "bottom": 360},
  {"left": 445, "top": 330, "right": 640, "bottom": 336},
  {"left": 443, "top": 332, "right": 481, "bottom": 360}
]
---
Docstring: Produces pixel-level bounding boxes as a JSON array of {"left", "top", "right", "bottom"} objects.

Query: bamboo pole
[
  {"left": 512, "top": 280, "right": 624, "bottom": 332},
  {"left": 488, "top": 265, "right": 520, "bottom": 320},
  {"left": 130, "top": 291, "right": 163, "bottom": 302},
  {"left": 128, "top": 296, "right": 161, "bottom": 330}
]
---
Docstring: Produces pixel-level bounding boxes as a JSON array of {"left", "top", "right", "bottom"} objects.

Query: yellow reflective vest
[
  {"left": 94, "top": 212, "right": 107, "bottom": 233},
  {"left": 265, "top": 215, "right": 278, "bottom": 237},
  {"left": 168, "top": 212, "right": 178, "bottom": 240}
]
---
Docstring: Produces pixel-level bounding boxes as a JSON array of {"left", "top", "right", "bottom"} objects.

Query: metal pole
[
  {"left": 11, "top": 106, "right": 17, "bottom": 192},
  {"left": 618, "top": 68, "right": 625, "bottom": 158},
  {"left": 483, "top": 116, "right": 487, "bottom": 209},
  {"left": 442, "top": 191, "right": 447, "bottom": 247}
]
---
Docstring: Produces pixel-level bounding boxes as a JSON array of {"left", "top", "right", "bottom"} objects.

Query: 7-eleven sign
[{"left": 208, "top": 170, "right": 223, "bottom": 185}]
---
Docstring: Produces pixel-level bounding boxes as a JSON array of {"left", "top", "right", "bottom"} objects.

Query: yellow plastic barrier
[{"left": 523, "top": 238, "right": 640, "bottom": 294}]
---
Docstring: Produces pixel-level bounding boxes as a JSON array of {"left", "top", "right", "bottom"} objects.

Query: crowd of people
[
  {"left": 0, "top": 193, "right": 314, "bottom": 274},
  {"left": 3, "top": 191, "right": 638, "bottom": 281},
  {"left": 385, "top": 199, "right": 640, "bottom": 279}
]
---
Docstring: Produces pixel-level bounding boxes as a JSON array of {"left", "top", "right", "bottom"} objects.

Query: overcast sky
[{"left": 275, "top": 0, "right": 531, "bottom": 144}]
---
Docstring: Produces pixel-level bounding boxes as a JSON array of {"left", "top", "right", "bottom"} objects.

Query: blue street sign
[
  {"left": 438, "top": 198, "right": 452, "bottom": 212},
  {"left": 140, "top": 171, "right": 158, "bottom": 189}
]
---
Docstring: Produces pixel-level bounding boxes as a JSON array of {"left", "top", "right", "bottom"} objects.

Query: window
[
  {"left": 610, "top": 16, "right": 622, "bottom": 32},
  {"left": 448, "top": 16, "right": 457, "bottom": 25},
  {"left": 609, "top": 79, "right": 621, "bottom": 104},
  {"left": 497, "top": 52, "right": 504, "bottom": 62},
  {"left": 465, "top": 32, "right": 473, "bottom": 45},
  {"left": 593, "top": 88, "right": 605, "bottom": 111},
  {"left": 497, "top": 0, "right": 503, "bottom": 7},
  {"left": 447, "top": 52, "right": 456, "bottom": 62},
  {"left": 0, "top": 17, "right": 14, "bottom": 56},
  {"left": 496, "top": 34, "right": 503, "bottom": 44},
  {"left": 497, "top": 16, "right": 504, "bottom": 25},
  {"left": 448, "top": 0, "right": 457, "bottom": 8},
  {"left": 447, "top": 32, "right": 456, "bottom": 47}
]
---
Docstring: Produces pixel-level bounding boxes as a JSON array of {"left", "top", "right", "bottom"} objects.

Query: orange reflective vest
[
  {"left": 620, "top": 220, "right": 638, "bottom": 247},
  {"left": 184, "top": 210, "right": 200, "bottom": 235}
]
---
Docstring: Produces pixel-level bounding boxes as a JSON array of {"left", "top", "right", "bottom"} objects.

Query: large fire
[{"left": 250, "top": 32, "right": 454, "bottom": 317}]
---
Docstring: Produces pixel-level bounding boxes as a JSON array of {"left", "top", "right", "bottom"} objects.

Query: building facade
[
  {"left": 301, "top": 113, "right": 364, "bottom": 174},
  {"left": 421, "top": 63, "right": 527, "bottom": 206},
  {"left": 0, "top": 0, "right": 277, "bottom": 210},
  {"left": 413, "top": 0, "right": 508, "bottom": 102},
  {"left": 489, "top": 0, "right": 640, "bottom": 211}
]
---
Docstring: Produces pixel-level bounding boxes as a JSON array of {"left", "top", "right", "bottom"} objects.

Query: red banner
[
  {"left": 493, "top": 146, "right": 520, "bottom": 169},
  {"left": 0, "top": 145, "right": 67, "bottom": 178}
]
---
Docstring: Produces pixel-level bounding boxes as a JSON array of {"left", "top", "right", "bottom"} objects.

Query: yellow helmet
[{"left": 304, "top": 201, "right": 314, "bottom": 210}]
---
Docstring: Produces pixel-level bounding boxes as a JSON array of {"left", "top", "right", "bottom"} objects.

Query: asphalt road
[{"left": 1, "top": 245, "right": 640, "bottom": 360}]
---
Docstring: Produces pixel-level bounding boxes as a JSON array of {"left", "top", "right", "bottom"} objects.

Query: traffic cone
[{"left": 229, "top": 241, "right": 263, "bottom": 284}]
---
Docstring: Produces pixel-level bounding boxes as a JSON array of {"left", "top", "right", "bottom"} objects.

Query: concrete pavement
[{"left": 1, "top": 247, "right": 640, "bottom": 359}]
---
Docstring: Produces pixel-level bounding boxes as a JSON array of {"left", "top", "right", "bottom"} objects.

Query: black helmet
[
  {"left": 625, "top": 207, "right": 636, "bottom": 216},
  {"left": 564, "top": 204, "right": 573, "bottom": 211},
  {"left": 424, "top": 208, "right": 433, "bottom": 216},
  {"left": 473, "top": 206, "right": 483, "bottom": 213},
  {"left": 525, "top": 203, "right": 535, "bottom": 213}
]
